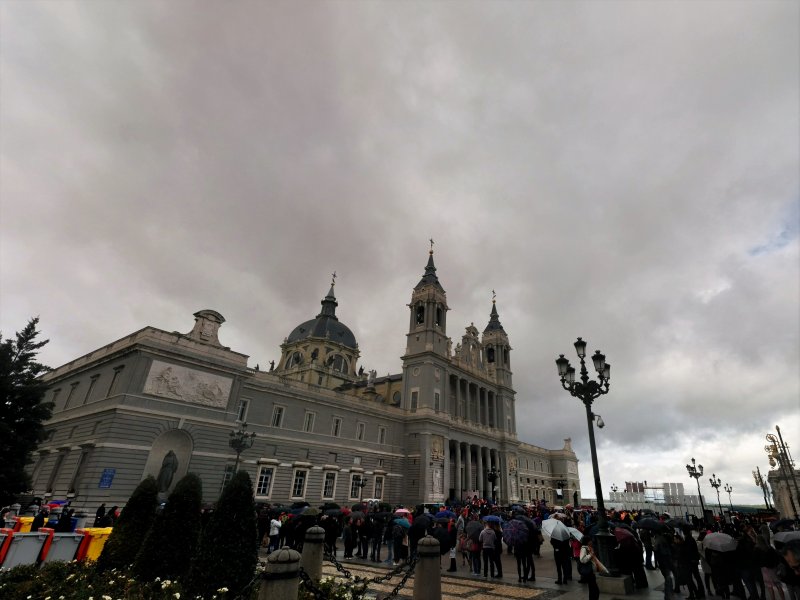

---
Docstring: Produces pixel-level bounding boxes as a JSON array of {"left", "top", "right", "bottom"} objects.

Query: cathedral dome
[{"left": 286, "top": 283, "right": 358, "bottom": 350}]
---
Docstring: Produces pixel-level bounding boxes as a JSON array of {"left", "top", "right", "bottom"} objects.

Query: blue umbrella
[
  {"left": 482, "top": 515, "right": 502, "bottom": 523},
  {"left": 435, "top": 510, "right": 456, "bottom": 519},
  {"left": 395, "top": 517, "right": 411, "bottom": 529}
]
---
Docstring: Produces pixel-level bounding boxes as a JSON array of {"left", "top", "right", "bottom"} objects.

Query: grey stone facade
[{"left": 29, "top": 254, "right": 580, "bottom": 513}]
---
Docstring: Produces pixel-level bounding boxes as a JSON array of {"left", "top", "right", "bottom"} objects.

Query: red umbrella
[{"left": 613, "top": 527, "right": 637, "bottom": 547}]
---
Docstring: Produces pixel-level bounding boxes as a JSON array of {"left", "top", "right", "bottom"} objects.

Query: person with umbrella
[
  {"left": 466, "top": 520, "right": 483, "bottom": 576},
  {"left": 488, "top": 518, "right": 504, "bottom": 578},
  {"left": 654, "top": 530, "right": 676, "bottom": 600},
  {"left": 578, "top": 536, "right": 605, "bottom": 600},
  {"left": 479, "top": 520, "right": 499, "bottom": 578}
]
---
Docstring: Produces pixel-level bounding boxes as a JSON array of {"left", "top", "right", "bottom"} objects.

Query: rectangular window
[
  {"left": 68, "top": 448, "right": 91, "bottom": 494},
  {"left": 271, "top": 406, "right": 284, "bottom": 428},
  {"left": 374, "top": 475, "right": 384, "bottom": 500},
  {"left": 65, "top": 383, "right": 79, "bottom": 409},
  {"left": 434, "top": 391, "right": 441, "bottom": 412},
  {"left": 255, "top": 466, "right": 274, "bottom": 497},
  {"left": 322, "top": 472, "right": 337, "bottom": 499},
  {"left": 47, "top": 451, "right": 67, "bottom": 493},
  {"left": 350, "top": 474, "right": 363, "bottom": 499},
  {"left": 303, "top": 412, "right": 315, "bottom": 433},
  {"left": 292, "top": 470, "right": 308, "bottom": 498},
  {"left": 107, "top": 366, "right": 124, "bottom": 396},
  {"left": 353, "top": 456, "right": 361, "bottom": 465},
  {"left": 221, "top": 465, "right": 235, "bottom": 493},
  {"left": 411, "top": 391, "right": 418, "bottom": 411},
  {"left": 237, "top": 399, "right": 250, "bottom": 422},
  {"left": 507, "top": 416, "right": 512, "bottom": 432},
  {"left": 331, "top": 417, "right": 342, "bottom": 437},
  {"left": 84, "top": 375, "right": 100, "bottom": 404},
  {"left": 378, "top": 427, "right": 387, "bottom": 445},
  {"left": 356, "top": 422, "right": 365, "bottom": 441},
  {"left": 377, "top": 458, "right": 384, "bottom": 468}
]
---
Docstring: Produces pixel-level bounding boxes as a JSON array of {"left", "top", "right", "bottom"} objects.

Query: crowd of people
[{"left": 256, "top": 498, "right": 800, "bottom": 600}]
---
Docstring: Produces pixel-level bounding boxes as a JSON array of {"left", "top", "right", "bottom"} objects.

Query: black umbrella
[
  {"left": 431, "top": 528, "right": 452, "bottom": 555},
  {"left": 352, "top": 503, "right": 366, "bottom": 511},
  {"left": 637, "top": 518, "right": 668, "bottom": 532},
  {"left": 770, "top": 518, "right": 795, "bottom": 531},
  {"left": 466, "top": 521, "right": 483, "bottom": 541},
  {"left": 324, "top": 509, "right": 343, "bottom": 517},
  {"left": 291, "top": 501, "right": 310, "bottom": 509}
]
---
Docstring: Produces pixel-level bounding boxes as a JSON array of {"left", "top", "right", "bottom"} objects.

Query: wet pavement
[{"left": 260, "top": 541, "right": 676, "bottom": 600}]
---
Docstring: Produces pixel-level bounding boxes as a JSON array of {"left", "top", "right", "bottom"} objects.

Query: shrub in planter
[
  {"left": 187, "top": 470, "right": 258, "bottom": 598},
  {"left": 133, "top": 472, "right": 203, "bottom": 583},
  {"left": 96, "top": 475, "right": 159, "bottom": 571}
]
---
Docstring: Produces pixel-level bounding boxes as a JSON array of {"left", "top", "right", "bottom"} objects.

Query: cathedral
[{"left": 29, "top": 251, "right": 580, "bottom": 511}]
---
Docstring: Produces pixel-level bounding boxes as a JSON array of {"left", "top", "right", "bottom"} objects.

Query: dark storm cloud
[{"left": 1, "top": 0, "right": 797, "bottom": 504}]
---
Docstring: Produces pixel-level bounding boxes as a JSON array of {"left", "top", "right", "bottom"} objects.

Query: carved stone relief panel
[{"left": 144, "top": 360, "right": 232, "bottom": 407}]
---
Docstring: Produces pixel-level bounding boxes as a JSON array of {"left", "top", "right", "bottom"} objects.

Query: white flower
[
  {"left": 103, "top": 596, "right": 112, "bottom": 600},
  {"left": 217, "top": 588, "right": 228, "bottom": 594},
  {"left": 173, "top": 594, "right": 180, "bottom": 599},
  {"left": 155, "top": 577, "right": 161, "bottom": 582}
]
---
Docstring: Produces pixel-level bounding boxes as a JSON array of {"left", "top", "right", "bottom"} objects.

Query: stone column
[
  {"left": 413, "top": 536, "right": 442, "bottom": 600},
  {"left": 300, "top": 526, "right": 324, "bottom": 582},
  {"left": 442, "top": 436, "right": 450, "bottom": 502},
  {"left": 454, "top": 441, "right": 462, "bottom": 501},
  {"left": 480, "top": 388, "right": 487, "bottom": 426},
  {"left": 259, "top": 547, "right": 301, "bottom": 600},
  {"left": 421, "top": 433, "right": 432, "bottom": 503},
  {"left": 465, "top": 443, "right": 472, "bottom": 495},
  {"left": 476, "top": 445, "right": 484, "bottom": 500}
]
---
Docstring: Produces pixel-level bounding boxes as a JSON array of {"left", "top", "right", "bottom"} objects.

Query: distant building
[
  {"left": 28, "top": 252, "right": 580, "bottom": 512},
  {"left": 607, "top": 481, "right": 706, "bottom": 517},
  {"left": 767, "top": 467, "right": 800, "bottom": 520}
]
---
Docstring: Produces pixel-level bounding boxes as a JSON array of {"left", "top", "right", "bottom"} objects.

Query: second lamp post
[{"left": 556, "top": 337, "right": 614, "bottom": 574}]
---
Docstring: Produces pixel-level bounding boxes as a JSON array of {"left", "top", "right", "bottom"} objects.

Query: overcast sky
[{"left": 2, "top": 0, "right": 798, "bottom": 508}]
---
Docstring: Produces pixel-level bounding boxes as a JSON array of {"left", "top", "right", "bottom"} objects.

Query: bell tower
[
  {"left": 404, "top": 244, "right": 449, "bottom": 359},
  {"left": 482, "top": 293, "right": 512, "bottom": 388}
]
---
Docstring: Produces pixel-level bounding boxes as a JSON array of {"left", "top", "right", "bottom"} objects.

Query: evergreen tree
[
  {"left": 0, "top": 318, "right": 52, "bottom": 506},
  {"left": 133, "top": 472, "right": 202, "bottom": 582},
  {"left": 96, "top": 476, "right": 158, "bottom": 572},
  {"left": 187, "top": 470, "right": 258, "bottom": 597}
]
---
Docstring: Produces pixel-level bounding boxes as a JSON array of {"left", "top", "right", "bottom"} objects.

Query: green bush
[
  {"left": 187, "top": 470, "right": 258, "bottom": 598},
  {"left": 133, "top": 472, "right": 203, "bottom": 583},
  {"left": 97, "top": 475, "right": 159, "bottom": 572}
]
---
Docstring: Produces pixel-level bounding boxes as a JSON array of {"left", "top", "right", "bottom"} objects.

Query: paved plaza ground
[{"left": 260, "top": 540, "right": 678, "bottom": 600}]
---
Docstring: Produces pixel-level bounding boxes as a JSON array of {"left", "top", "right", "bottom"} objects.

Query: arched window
[
  {"left": 486, "top": 346, "right": 495, "bottom": 363},
  {"left": 435, "top": 306, "right": 443, "bottom": 327},
  {"left": 415, "top": 304, "right": 425, "bottom": 325},
  {"left": 326, "top": 354, "right": 348, "bottom": 374},
  {"left": 287, "top": 351, "right": 303, "bottom": 368},
  {"left": 503, "top": 348, "right": 509, "bottom": 365}
]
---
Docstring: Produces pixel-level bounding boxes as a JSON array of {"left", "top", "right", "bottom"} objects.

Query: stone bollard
[
  {"left": 413, "top": 535, "right": 442, "bottom": 600},
  {"left": 300, "top": 525, "right": 325, "bottom": 582},
  {"left": 258, "top": 547, "right": 301, "bottom": 600}
]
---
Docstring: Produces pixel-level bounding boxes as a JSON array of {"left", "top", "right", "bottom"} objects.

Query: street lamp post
[
  {"left": 356, "top": 476, "right": 367, "bottom": 503},
  {"left": 723, "top": 483, "right": 733, "bottom": 512},
  {"left": 686, "top": 458, "right": 707, "bottom": 524},
  {"left": 556, "top": 337, "right": 616, "bottom": 574},
  {"left": 487, "top": 467, "right": 499, "bottom": 504},
  {"left": 229, "top": 422, "right": 256, "bottom": 472},
  {"left": 753, "top": 466, "right": 772, "bottom": 510},
  {"left": 709, "top": 474, "right": 723, "bottom": 518}
]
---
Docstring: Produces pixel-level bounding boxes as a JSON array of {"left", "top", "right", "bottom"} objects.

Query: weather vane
[
  {"left": 429, "top": 238, "right": 434, "bottom": 254},
  {"left": 492, "top": 289, "right": 496, "bottom": 303},
  {"left": 331, "top": 271, "right": 337, "bottom": 287}
]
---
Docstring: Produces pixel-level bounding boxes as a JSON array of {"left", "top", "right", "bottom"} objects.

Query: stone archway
[{"left": 142, "top": 429, "right": 194, "bottom": 498}]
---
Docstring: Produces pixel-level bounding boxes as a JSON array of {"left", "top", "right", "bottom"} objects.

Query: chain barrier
[
  {"left": 320, "top": 553, "right": 419, "bottom": 600},
  {"left": 298, "top": 567, "right": 333, "bottom": 600}
]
